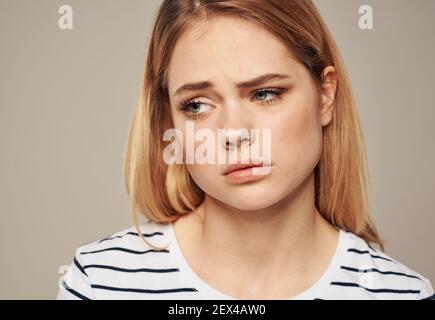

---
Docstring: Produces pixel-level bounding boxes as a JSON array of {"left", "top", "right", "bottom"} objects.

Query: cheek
[
  {"left": 272, "top": 100, "right": 323, "bottom": 173},
  {"left": 186, "top": 163, "right": 222, "bottom": 199},
  {"left": 282, "top": 104, "right": 319, "bottom": 143}
]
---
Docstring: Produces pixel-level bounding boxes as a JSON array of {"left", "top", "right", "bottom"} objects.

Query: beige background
[{"left": 0, "top": 0, "right": 434, "bottom": 299}]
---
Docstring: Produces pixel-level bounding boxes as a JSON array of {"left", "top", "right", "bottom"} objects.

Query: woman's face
[{"left": 166, "top": 16, "right": 336, "bottom": 210}]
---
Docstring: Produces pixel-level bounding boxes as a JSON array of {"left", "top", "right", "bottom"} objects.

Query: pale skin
[{"left": 166, "top": 16, "right": 339, "bottom": 299}]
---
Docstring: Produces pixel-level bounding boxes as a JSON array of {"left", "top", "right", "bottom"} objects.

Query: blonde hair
[{"left": 124, "top": 0, "right": 384, "bottom": 251}]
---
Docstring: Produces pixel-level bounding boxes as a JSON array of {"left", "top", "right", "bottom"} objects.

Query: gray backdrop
[{"left": 1, "top": 0, "right": 434, "bottom": 299}]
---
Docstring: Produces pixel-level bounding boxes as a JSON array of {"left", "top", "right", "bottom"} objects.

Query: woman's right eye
[{"left": 179, "top": 100, "right": 211, "bottom": 120}]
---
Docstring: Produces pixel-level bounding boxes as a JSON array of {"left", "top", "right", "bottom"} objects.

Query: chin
[{"left": 224, "top": 190, "right": 281, "bottom": 211}]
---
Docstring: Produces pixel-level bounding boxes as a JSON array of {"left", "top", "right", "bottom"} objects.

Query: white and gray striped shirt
[{"left": 57, "top": 220, "right": 434, "bottom": 300}]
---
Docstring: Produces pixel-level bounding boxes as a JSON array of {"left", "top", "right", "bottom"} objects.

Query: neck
[{"left": 192, "top": 171, "right": 338, "bottom": 280}]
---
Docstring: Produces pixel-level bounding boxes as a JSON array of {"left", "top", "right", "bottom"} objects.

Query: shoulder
[
  {"left": 332, "top": 230, "right": 434, "bottom": 300},
  {"left": 57, "top": 220, "right": 174, "bottom": 300},
  {"left": 77, "top": 220, "right": 172, "bottom": 254},
  {"left": 74, "top": 220, "right": 174, "bottom": 273}
]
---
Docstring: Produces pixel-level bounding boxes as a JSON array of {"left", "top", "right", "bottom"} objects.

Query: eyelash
[{"left": 178, "top": 88, "right": 285, "bottom": 121}]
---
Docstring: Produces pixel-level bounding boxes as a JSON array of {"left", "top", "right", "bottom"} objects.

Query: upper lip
[{"left": 222, "top": 161, "right": 264, "bottom": 175}]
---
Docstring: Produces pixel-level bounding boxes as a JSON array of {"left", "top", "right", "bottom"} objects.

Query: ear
[{"left": 319, "top": 66, "right": 337, "bottom": 127}]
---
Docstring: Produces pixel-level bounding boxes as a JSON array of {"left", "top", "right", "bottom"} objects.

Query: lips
[{"left": 222, "top": 162, "right": 264, "bottom": 175}]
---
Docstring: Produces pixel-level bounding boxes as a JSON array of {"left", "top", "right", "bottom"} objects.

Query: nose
[
  {"left": 221, "top": 127, "right": 256, "bottom": 150},
  {"left": 218, "top": 102, "right": 257, "bottom": 151}
]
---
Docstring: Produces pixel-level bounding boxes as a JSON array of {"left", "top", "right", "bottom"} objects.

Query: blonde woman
[{"left": 58, "top": 0, "right": 434, "bottom": 300}]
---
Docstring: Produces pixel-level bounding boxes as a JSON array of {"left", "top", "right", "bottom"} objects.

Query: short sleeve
[
  {"left": 57, "top": 248, "right": 95, "bottom": 300},
  {"left": 417, "top": 276, "right": 435, "bottom": 300}
]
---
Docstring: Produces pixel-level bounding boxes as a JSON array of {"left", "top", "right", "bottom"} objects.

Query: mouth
[
  {"left": 222, "top": 162, "right": 265, "bottom": 176},
  {"left": 222, "top": 161, "right": 272, "bottom": 184}
]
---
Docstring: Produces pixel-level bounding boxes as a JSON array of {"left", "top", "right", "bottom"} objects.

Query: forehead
[{"left": 167, "top": 16, "right": 300, "bottom": 92}]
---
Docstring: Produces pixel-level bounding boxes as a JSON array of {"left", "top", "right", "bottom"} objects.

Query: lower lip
[{"left": 224, "top": 166, "right": 272, "bottom": 184}]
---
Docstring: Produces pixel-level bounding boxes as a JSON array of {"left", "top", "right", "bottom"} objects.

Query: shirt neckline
[{"left": 166, "top": 221, "right": 347, "bottom": 300}]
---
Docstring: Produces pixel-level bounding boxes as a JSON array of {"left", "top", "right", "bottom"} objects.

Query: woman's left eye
[{"left": 251, "top": 88, "right": 284, "bottom": 105}]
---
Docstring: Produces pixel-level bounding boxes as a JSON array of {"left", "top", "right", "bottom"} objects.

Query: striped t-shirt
[{"left": 57, "top": 220, "right": 434, "bottom": 300}]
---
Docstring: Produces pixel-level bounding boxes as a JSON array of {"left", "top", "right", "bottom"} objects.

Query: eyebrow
[{"left": 172, "top": 73, "right": 291, "bottom": 97}]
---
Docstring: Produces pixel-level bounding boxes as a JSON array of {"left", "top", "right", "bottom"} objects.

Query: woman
[{"left": 57, "top": 0, "right": 434, "bottom": 300}]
